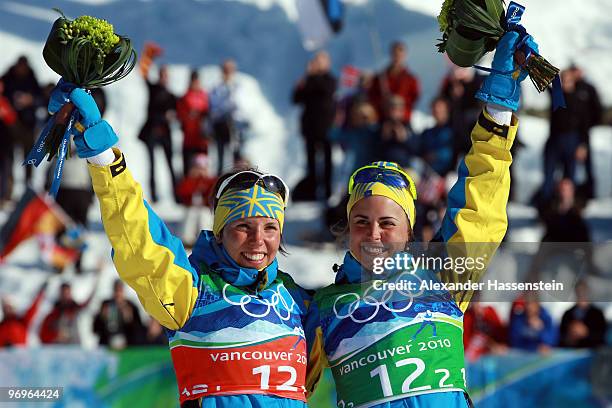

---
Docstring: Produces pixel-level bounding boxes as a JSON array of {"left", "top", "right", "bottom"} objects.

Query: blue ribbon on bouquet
[
  {"left": 49, "top": 111, "right": 77, "bottom": 197},
  {"left": 23, "top": 105, "right": 79, "bottom": 198},
  {"left": 474, "top": 1, "right": 566, "bottom": 111}
]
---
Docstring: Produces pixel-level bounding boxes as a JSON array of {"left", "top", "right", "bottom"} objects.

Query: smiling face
[
  {"left": 219, "top": 217, "right": 281, "bottom": 269},
  {"left": 348, "top": 195, "right": 411, "bottom": 271}
]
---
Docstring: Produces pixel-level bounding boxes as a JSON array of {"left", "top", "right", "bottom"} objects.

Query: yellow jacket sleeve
[
  {"left": 437, "top": 110, "right": 518, "bottom": 311},
  {"left": 88, "top": 149, "right": 198, "bottom": 330},
  {"left": 303, "top": 298, "right": 328, "bottom": 397}
]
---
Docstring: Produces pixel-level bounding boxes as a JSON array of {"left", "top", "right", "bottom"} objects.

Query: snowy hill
[{"left": 0, "top": 0, "right": 611, "bottom": 350}]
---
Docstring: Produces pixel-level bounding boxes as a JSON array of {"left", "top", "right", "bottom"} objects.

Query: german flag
[{"left": 0, "top": 188, "right": 69, "bottom": 260}]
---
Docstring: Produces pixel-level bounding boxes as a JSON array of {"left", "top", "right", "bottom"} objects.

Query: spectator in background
[
  {"left": 210, "top": 59, "right": 240, "bottom": 175},
  {"left": 440, "top": 66, "right": 483, "bottom": 164},
  {"left": 176, "top": 154, "right": 217, "bottom": 208},
  {"left": 539, "top": 68, "right": 593, "bottom": 205},
  {"left": 143, "top": 319, "right": 167, "bottom": 345},
  {"left": 1, "top": 56, "right": 42, "bottom": 186},
  {"left": 569, "top": 64, "right": 603, "bottom": 200},
  {"left": 509, "top": 294, "right": 556, "bottom": 353},
  {"left": 528, "top": 179, "right": 598, "bottom": 282},
  {"left": 292, "top": 51, "right": 337, "bottom": 201},
  {"left": 378, "top": 96, "right": 415, "bottom": 167},
  {"left": 0, "top": 78, "right": 18, "bottom": 207},
  {"left": 177, "top": 70, "right": 209, "bottom": 176},
  {"left": 463, "top": 300, "right": 507, "bottom": 362},
  {"left": 175, "top": 154, "right": 217, "bottom": 246},
  {"left": 323, "top": 101, "right": 379, "bottom": 243},
  {"left": 39, "top": 277, "right": 99, "bottom": 344},
  {"left": 329, "top": 101, "right": 379, "bottom": 174},
  {"left": 138, "top": 64, "right": 178, "bottom": 202},
  {"left": 0, "top": 281, "right": 47, "bottom": 347},
  {"left": 368, "top": 41, "right": 420, "bottom": 128},
  {"left": 412, "top": 169, "right": 446, "bottom": 243},
  {"left": 559, "top": 280, "right": 606, "bottom": 348},
  {"left": 52, "top": 147, "right": 94, "bottom": 274},
  {"left": 417, "top": 97, "right": 454, "bottom": 177},
  {"left": 336, "top": 71, "right": 373, "bottom": 130},
  {"left": 539, "top": 178, "right": 589, "bottom": 242},
  {"left": 93, "top": 280, "right": 144, "bottom": 349}
]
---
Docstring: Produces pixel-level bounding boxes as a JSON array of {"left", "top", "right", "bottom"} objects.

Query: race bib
[
  {"left": 171, "top": 335, "right": 307, "bottom": 404},
  {"left": 330, "top": 322, "right": 467, "bottom": 407}
]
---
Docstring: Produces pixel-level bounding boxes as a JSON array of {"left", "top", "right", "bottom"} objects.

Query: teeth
[
  {"left": 363, "top": 246, "right": 385, "bottom": 255},
  {"left": 243, "top": 253, "right": 265, "bottom": 261}
]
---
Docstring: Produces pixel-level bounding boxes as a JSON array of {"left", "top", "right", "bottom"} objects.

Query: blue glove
[
  {"left": 69, "top": 88, "right": 118, "bottom": 158},
  {"left": 47, "top": 79, "right": 118, "bottom": 158},
  {"left": 48, "top": 78, "right": 76, "bottom": 115},
  {"left": 475, "top": 31, "right": 539, "bottom": 111}
]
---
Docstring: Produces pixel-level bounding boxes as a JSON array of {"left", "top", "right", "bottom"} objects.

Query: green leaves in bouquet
[
  {"left": 436, "top": 0, "right": 560, "bottom": 92},
  {"left": 60, "top": 35, "right": 137, "bottom": 87},
  {"left": 42, "top": 9, "right": 137, "bottom": 89},
  {"left": 40, "top": 9, "right": 136, "bottom": 160},
  {"left": 455, "top": 0, "right": 505, "bottom": 40},
  {"left": 436, "top": 0, "right": 455, "bottom": 52},
  {"left": 436, "top": 0, "right": 505, "bottom": 54}
]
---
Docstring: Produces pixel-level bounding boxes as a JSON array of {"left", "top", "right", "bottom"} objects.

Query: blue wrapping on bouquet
[
  {"left": 23, "top": 79, "right": 77, "bottom": 198},
  {"left": 23, "top": 79, "right": 118, "bottom": 197}
]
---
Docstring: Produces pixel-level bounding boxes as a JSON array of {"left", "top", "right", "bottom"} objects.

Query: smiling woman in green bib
[{"left": 304, "top": 31, "right": 532, "bottom": 408}]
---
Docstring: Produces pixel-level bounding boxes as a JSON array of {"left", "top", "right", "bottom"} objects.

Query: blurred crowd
[
  {"left": 0, "top": 38, "right": 609, "bottom": 352},
  {"left": 291, "top": 42, "right": 605, "bottom": 247},
  {"left": 464, "top": 280, "right": 608, "bottom": 361},
  {"left": 0, "top": 276, "right": 166, "bottom": 348}
]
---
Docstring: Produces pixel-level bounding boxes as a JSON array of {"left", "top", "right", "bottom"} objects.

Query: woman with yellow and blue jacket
[
  {"left": 49, "top": 82, "right": 314, "bottom": 407},
  {"left": 305, "top": 32, "right": 534, "bottom": 407}
]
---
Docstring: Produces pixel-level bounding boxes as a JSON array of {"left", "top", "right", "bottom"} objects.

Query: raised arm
[
  {"left": 439, "top": 108, "right": 516, "bottom": 245},
  {"left": 49, "top": 83, "right": 199, "bottom": 330},
  {"left": 435, "top": 32, "right": 538, "bottom": 311}
]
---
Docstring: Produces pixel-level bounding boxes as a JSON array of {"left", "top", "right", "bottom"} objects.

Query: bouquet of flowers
[
  {"left": 25, "top": 9, "right": 136, "bottom": 196},
  {"left": 437, "top": 0, "right": 560, "bottom": 93},
  {"left": 43, "top": 10, "right": 136, "bottom": 87}
]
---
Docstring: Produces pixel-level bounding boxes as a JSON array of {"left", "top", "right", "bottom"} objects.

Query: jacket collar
[
  {"left": 334, "top": 251, "right": 364, "bottom": 284},
  {"left": 191, "top": 230, "right": 278, "bottom": 290}
]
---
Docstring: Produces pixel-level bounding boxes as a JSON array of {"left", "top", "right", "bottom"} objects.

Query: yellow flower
[{"left": 437, "top": 0, "right": 455, "bottom": 32}]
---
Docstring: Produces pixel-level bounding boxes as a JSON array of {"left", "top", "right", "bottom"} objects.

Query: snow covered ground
[{"left": 0, "top": 0, "right": 611, "bottom": 349}]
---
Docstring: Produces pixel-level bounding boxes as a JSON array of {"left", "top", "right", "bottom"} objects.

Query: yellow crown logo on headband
[
  {"left": 346, "top": 162, "right": 417, "bottom": 227},
  {"left": 213, "top": 184, "right": 286, "bottom": 236}
]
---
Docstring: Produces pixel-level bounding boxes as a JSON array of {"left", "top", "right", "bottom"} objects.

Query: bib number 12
[
  {"left": 370, "top": 357, "right": 465, "bottom": 397},
  {"left": 252, "top": 365, "right": 298, "bottom": 391}
]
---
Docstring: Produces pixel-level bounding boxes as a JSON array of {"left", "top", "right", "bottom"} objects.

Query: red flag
[{"left": 0, "top": 188, "right": 70, "bottom": 260}]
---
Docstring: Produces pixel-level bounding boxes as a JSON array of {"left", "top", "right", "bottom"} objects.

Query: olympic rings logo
[
  {"left": 333, "top": 272, "right": 424, "bottom": 323},
  {"left": 222, "top": 283, "right": 296, "bottom": 321}
]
